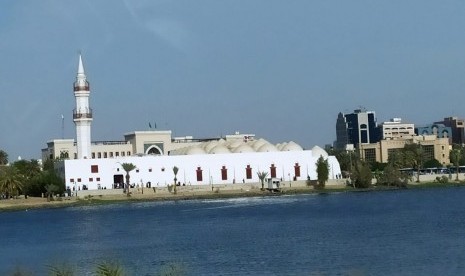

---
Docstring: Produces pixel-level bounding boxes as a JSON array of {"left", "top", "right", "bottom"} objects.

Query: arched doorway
[{"left": 146, "top": 145, "right": 163, "bottom": 155}]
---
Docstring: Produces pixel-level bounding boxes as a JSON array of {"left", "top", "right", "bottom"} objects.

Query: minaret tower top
[
  {"left": 74, "top": 54, "right": 89, "bottom": 91},
  {"left": 73, "top": 54, "right": 93, "bottom": 159}
]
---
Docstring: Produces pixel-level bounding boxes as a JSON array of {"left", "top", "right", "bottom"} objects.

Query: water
[{"left": 2, "top": 187, "right": 465, "bottom": 275}]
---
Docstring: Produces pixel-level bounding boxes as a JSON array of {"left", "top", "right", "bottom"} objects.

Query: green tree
[
  {"left": 12, "top": 159, "right": 42, "bottom": 197},
  {"left": 45, "top": 184, "right": 59, "bottom": 202},
  {"left": 26, "top": 170, "right": 65, "bottom": 197},
  {"left": 121, "top": 163, "right": 136, "bottom": 196},
  {"left": 378, "top": 163, "right": 409, "bottom": 187},
  {"left": 450, "top": 147, "right": 462, "bottom": 181},
  {"left": 423, "top": 158, "right": 442, "bottom": 169},
  {"left": 315, "top": 155, "right": 329, "bottom": 188},
  {"left": 0, "top": 149, "right": 8, "bottom": 165},
  {"left": 172, "top": 166, "right": 179, "bottom": 194},
  {"left": 387, "top": 149, "right": 404, "bottom": 169},
  {"left": 403, "top": 143, "right": 423, "bottom": 182},
  {"left": 352, "top": 160, "right": 372, "bottom": 188},
  {"left": 257, "top": 171, "right": 269, "bottom": 190},
  {"left": 0, "top": 166, "right": 24, "bottom": 198},
  {"left": 336, "top": 151, "right": 351, "bottom": 172}
]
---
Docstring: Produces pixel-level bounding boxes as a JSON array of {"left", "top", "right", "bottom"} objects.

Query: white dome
[
  {"left": 281, "top": 141, "right": 303, "bottom": 151},
  {"left": 312, "top": 145, "right": 328, "bottom": 158},
  {"left": 186, "top": 146, "right": 207, "bottom": 155},
  {"left": 204, "top": 141, "right": 218, "bottom": 152},
  {"left": 233, "top": 144, "right": 255, "bottom": 153},
  {"left": 228, "top": 140, "right": 244, "bottom": 150},
  {"left": 252, "top": 138, "right": 268, "bottom": 150},
  {"left": 209, "top": 145, "right": 231, "bottom": 154},
  {"left": 257, "top": 143, "right": 279, "bottom": 152}
]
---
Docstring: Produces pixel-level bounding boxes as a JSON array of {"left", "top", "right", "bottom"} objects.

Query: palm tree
[
  {"left": 257, "top": 171, "right": 268, "bottom": 190},
  {"left": 121, "top": 163, "right": 136, "bottom": 196},
  {"left": 0, "top": 150, "right": 8, "bottom": 165},
  {"left": 0, "top": 166, "right": 24, "bottom": 198},
  {"left": 450, "top": 148, "right": 462, "bottom": 181},
  {"left": 172, "top": 166, "right": 179, "bottom": 194}
]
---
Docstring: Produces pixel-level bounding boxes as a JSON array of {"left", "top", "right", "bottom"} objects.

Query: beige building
[
  {"left": 359, "top": 135, "right": 450, "bottom": 165},
  {"left": 42, "top": 131, "right": 257, "bottom": 161},
  {"left": 379, "top": 118, "right": 415, "bottom": 140}
]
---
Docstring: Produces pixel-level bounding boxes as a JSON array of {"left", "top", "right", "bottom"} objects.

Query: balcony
[
  {"left": 74, "top": 82, "right": 90, "bottom": 91},
  {"left": 73, "top": 108, "right": 93, "bottom": 119}
]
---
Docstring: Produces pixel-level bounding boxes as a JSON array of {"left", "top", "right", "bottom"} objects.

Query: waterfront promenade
[{"left": 1, "top": 173, "right": 464, "bottom": 211}]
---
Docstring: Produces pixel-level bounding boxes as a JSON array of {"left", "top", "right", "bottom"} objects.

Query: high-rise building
[
  {"left": 335, "top": 109, "right": 379, "bottom": 149},
  {"left": 435, "top": 117, "right": 465, "bottom": 145}
]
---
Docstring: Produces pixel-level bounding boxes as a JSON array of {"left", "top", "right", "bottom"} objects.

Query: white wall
[{"left": 63, "top": 150, "right": 342, "bottom": 190}]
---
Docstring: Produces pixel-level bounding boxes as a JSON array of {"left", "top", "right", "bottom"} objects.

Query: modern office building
[{"left": 335, "top": 109, "right": 379, "bottom": 149}]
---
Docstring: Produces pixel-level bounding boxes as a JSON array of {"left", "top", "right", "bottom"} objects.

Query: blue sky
[{"left": 1, "top": 0, "right": 465, "bottom": 160}]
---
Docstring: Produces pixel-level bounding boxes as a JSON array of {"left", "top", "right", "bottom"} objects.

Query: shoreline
[{"left": 1, "top": 182, "right": 465, "bottom": 212}]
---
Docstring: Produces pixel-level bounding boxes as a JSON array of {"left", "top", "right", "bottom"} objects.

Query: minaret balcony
[
  {"left": 73, "top": 108, "right": 93, "bottom": 119},
  {"left": 74, "top": 84, "right": 90, "bottom": 92}
]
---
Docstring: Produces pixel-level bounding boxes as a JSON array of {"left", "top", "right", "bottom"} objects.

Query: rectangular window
[
  {"left": 96, "top": 177, "right": 101, "bottom": 181},
  {"left": 294, "top": 163, "right": 301, "bottom": 178},
  {"left": 110, "top": 152, "right": 114, "bottom": 157},
  {"left": 221, "top": 166, "right": 228, "bottom": 180},
  {"left": 115, "top": 152, "right": 119, "bottom": 157},
  {"left": 70, "top": 178, "right": 74, "bottom": 183},
  {"left": 91, "top": 165, "right": 99, "bottom": 173},
  {"left": 196, "top": 167, "right": 203, "bottom": 181},
  {"left": 89, "top": 178, "right": 93, "bottom": 182},
  {"left": 364, "top": 148, "right": 376, "bottom": 163},
  {"left": 77, "top": 178, "right": 81, "bottom": 182},
  {"left": 92, "top": 152, "right": 95, "bottom": 159},
  {"left": 149, "top": 168, "right": 152, "bottom": 172},
  {"left": 104, "top": 152, "right": 108, "bottom": 158},
  {"left": 127, "top": 151, "right": 131, "bottom": 156},
  {"left": 121, "top": 151, "right": 125, "bottom": 156},
  {"left": 98, "top": 152, "right": 102, "bottom": 158},
  {"left": 246, "top": 165, "right": 252, "bottom": 179}
]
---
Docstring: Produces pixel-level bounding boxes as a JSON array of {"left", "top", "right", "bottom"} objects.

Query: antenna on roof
[{"left": 61, "top": 114, "right": 65, "bottom": 139}]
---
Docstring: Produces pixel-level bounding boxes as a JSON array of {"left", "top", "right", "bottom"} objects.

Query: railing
[
  {"left": 73, "top": 108, "right": 93, "bottom": 119},
  {"left": 74, "top": 82, "right": 90, "bottom": 91}
]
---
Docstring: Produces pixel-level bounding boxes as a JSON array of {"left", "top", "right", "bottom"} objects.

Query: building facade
[
  {"left": 57, "top": 146, "right": 341, "bottom": 190},
  {"left": 335, "top": 109, "right": 379, "bottom": 150},
  {"left": 359, "top": 135, "right": 450, "bottom": 165},
  {"left": 379, "top": 118, "right": 415, "bottom": 140},
  {"left": 45, "top": 55, "right": 342, "bottom": 191},
  {"left": 435, "top": 117, "right": 465, "bottom": 145}
]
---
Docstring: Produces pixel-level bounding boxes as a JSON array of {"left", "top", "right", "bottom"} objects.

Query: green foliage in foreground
[{"left": 8, "top": 260, "right": 186, "bottom": 276}]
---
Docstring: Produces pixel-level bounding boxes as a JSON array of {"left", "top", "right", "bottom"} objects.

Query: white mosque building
[{"left": 43, "top": 56, "right": 342, "bottom": 191}]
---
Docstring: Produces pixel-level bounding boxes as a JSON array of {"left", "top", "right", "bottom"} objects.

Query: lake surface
[{"left": 1, "top": 187, "right": 465, "bottom": 275}]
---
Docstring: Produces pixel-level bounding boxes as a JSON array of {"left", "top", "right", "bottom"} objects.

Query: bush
[{"left": 436, "top": 176, "right": 449, "bottom": 184}]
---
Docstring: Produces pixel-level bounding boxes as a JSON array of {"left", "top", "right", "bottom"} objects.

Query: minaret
[{"left": 73, "top": 55, "right": 93, "bottom": 159}]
